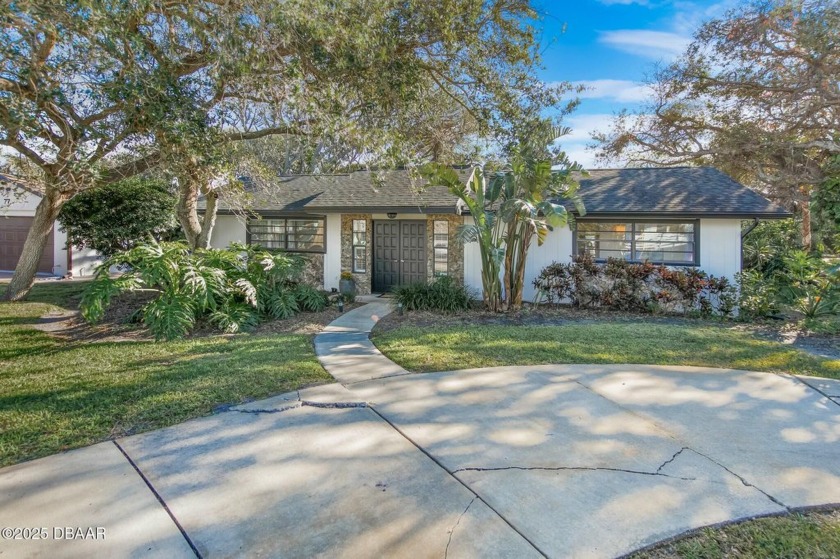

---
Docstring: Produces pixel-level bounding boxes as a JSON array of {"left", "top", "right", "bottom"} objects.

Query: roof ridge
[{"left": 584, "top": 166, "right": 706, "bottom": 171}]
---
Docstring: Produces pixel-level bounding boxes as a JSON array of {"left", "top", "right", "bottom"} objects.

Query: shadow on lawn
[{"left": 0, "top": 330, "right": 328, "bottom": 466}]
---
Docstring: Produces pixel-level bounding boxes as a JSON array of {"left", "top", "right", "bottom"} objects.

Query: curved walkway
[{"left": 2, "top": 301, "right": 839, "bottom": 559}]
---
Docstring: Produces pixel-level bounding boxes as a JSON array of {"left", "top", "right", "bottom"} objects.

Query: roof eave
[
  {"left": 304, "top": 205, "right": 460, "bottom": 214},
  {"left": 573, "top": 210, "right": 793, "bottom": 219}
]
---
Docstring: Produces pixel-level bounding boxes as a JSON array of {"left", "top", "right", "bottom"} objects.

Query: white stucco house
[
  {"left": 202, "top": 166, "right": 790, "bottom": 299},
  {"left": 0, "top": 178, "right": 101, "bottom": 277}
]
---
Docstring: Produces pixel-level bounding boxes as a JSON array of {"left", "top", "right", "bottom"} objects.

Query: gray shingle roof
[
  {"left": 304, "top": 168, "right": 471, "bottom": 210},
  {"left": 205, "top": 165, "right": 788, "bottom": 218},
  {"left": 208, "top": 168, "right": 471, "bottom": 214},
  {"left": 572, "top": 167, "right": 790, "bottom": 218}
]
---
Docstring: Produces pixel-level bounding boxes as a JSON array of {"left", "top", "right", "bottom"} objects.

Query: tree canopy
[
  {"left": 2, "top": 0, "right": 569, "bottom": 300},
  {"left": 594, "top": 0, "right": 839, "bottom": 247}
]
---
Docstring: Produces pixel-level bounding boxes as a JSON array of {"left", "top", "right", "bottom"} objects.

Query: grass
[
  {"left": 372, "top": 323, "right": 840, "bottom": 379},
  {"left": 0, "top": 281, "right": 331, "bottom": 467},
  {"left": 632, "top": 510, "right": 840, "bottom": 559}
]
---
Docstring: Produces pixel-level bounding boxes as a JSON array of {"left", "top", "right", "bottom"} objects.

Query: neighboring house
[
  {"left": 203, "top": 167, "right": 790, "bottom": 299},
  {"left": 0, "top": 178, "right": 101, "bottom": 277}
]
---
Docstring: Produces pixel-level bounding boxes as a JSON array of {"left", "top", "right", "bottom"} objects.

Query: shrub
[
  {"left": 81, "top": 241, "right": 325, "bottom": 340},
  {"left": 58, "top": 177, "right": 179, "bottom": 257},
  {"left": 778, "top": 251, "right": 840, "bottom": 319},
  {"left": 533, "top": 255, "right": 737, "bottom": 317},
  {"left": 739, "top": 250, "right": 840, "bottom": 320},
  {"left": 742, "top": 218, "right": 802, "bottom": 276},
  {"left": 736, "top": 269, "right": 781, "bottom": 318},
  {"left": 293, "top": 283, "right": 329, "bottom": 312},
  {"left": 392, "top": 276, "right": 474, "bottom": 313}
]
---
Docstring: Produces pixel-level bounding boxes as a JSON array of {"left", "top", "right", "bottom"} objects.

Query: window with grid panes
[
  {"left": 433, "top": 220, "right": 449, "bottom": 275},
  {"left": 248, "top": 217, "right": 325, "bottom": 253},
  {"left": 352, "top": 219, "right": 367, "bottom": 272},
  {"left": 575, "top": 221, "right": 697, "bottom": 265}
]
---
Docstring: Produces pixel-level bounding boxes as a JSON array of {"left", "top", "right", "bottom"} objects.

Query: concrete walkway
[{"left": 2, "top": 301, "right": 840, "bottom": 558}]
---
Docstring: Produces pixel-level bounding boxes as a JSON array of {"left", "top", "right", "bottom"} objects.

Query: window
[
  {"left": 576, "top": 221, "right": 697, "bottom": 264},
  {"left": 352, "top": 219, "right": 367, "bottom": 272},
  {"left": 434, "top": 220, "right": 449, "bottom": 276},
  {"left": 248, "top": 217, "right": 325, "bottom": 253}
]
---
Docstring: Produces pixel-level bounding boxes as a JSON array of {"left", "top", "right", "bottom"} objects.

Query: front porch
[{"left": 340, "top": 213, "right": 464, "bottom": 294}]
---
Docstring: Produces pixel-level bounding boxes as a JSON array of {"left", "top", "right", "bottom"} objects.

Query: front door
[{"left": 373, "top": 220, "right": 426, "bottom": 292}]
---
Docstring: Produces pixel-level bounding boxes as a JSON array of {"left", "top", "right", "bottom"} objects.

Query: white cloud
[
  {"left": 559, "top": 144, "right": 599, "bottom": 169},
  {"left": 671, "top": 0, "right": 740, "bottom": 35},
  {"left": 554, "top": 113, "right": 618, "bottom": 169},
  {"left": 599, "top": 29, "right": 690, "bottom": 59},
  {"left": 562, "top": 113, "right": 617, "bottom": 143},
  {"left": 573, "top": 79, "right": 653, "bottom": 103}
]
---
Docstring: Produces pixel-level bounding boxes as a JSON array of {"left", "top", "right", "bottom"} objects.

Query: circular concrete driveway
[
  {"left": 311, "top": 300, "right": 840, "bottom": 557},
  {"left": 4, "top": 301, "right": 838, "bottom": 559}
]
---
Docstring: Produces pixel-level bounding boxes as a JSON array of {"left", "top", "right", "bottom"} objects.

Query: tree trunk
[
  {"left": 3, "top": 188, "right": 69, "bottom": 301},
  {"left": 501, "top": 220, "right": 520, "bottom": 311},
  {"left": 801, "top": 199, "right": 812, "bottom": 251},
  {"left": 196, "top": 186, "right": 218, "bottom": 249},
  {"left": 176, "top": 170, "right": 204, "bottom": 249},
  {"left": 509, "top": 229, "right": 532, "bottom": 311}
]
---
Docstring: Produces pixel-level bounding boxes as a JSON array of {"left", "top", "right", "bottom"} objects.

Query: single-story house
[
  {"left": 0, "top": 178, "right": 101, "bottom": 277},
  {"left": 202, "top": 166, "right": 791, "bottom": 300}
]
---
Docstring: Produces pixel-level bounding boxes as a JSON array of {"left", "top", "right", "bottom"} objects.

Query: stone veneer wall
[
  {"left": 425, "top": 214, "right": 465, "bottom": 284},
  {"left": 297, "top": 253, "right": 325, "bottom": 289},
  {"left": 340, "top": 213, "right": 373, "bottom": 294}
]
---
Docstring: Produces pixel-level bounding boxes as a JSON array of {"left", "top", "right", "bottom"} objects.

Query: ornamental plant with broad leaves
[
  {"left": 421, "top": 121, "right": 585, "bottom": 312},
  {"left": 81, "top": 242, "right": 328, "bottom": 340},
  {"left": 533, "top": 255, "right": 738, "bottom": 317}
]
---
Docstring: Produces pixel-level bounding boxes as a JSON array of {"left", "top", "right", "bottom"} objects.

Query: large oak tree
[
  {"left": 1, "top": 0, "right": 563, "bottom": 300},
  {"left": 595, "top": 0, "right": 839, "bottom": 248}
]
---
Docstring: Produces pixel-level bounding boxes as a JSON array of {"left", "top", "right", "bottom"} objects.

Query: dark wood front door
[{"left": 373, "top": 220, "right": 426, "bottom": 292}]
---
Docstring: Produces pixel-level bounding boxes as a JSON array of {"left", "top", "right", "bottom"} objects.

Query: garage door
[{"left": 0, "top": 217, "right": 54, "bottom": 274}]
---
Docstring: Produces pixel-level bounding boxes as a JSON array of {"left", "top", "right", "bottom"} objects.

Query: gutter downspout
[{"left": 740, "top": 218, "right": 760, "bottom": 269}]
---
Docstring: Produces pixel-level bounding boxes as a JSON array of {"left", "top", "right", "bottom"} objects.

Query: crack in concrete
[
  {"left": 233, "top": 403, "right": 302, "bottom": 414},
  {"left": 685, "top": 448, "right": 790, "bottom": 511},
  {"left": 366, "top": 405, "right": 550, "bottom": 558},
  {"left": 230, "top": 401, "right": 367, "bottom": 415},
  {"left": 656, "top": 447, "right": 690, "bottom": 474},
  {"left": 451, "top": 464, "right": 696, "bottom": 481},
  {"left": 301, "top": 401, "right": 368, "bottom": 409},
  {"left": 444, "top": 496, "right": 476, "bottom": 559}
]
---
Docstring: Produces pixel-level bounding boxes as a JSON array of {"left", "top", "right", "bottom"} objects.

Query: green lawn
[
  {"left": 372, "top": 323, "right": 840, "bottom": 379},
  {"left": 0, "top": 281, "right": 331, "bottom": 467},
  {"left": 632, "top": 510, "right": 840, "bottom": 559}
]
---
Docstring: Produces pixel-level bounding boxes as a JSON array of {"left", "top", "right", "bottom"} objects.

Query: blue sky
[{"left": 536, "top": 0, "right": 740, "bottom": 167}]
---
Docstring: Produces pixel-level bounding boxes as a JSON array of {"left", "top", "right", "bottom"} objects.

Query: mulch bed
[{"left": 33, "top": 292, "right": 361, "bottom": 343}]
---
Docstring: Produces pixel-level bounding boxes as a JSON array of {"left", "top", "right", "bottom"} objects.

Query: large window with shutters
[
  {"left": 575, "top": 220, "right": 698, "bottom": 265},
  {"left": 247, "top": 217, "right": 326, "bottom": 253}
]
